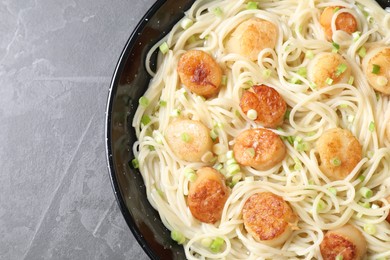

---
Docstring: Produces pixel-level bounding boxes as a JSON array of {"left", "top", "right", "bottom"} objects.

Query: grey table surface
[{"left": 0, "top": 0, "right": 156, "bottom": 259}]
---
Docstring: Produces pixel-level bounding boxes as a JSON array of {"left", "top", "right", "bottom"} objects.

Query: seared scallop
[
  {"left": 362, "top": 47, "right": 390, "bottom": 94},
  {"left": 242, "top": 192, "right": 298, "bottom": 246},
  {"left": 177, "top": 50, "right": 223, "bottom": 98},
  {"left": 187, "top": 167, "right": 230, "bottom": 223},
  {"left": 316, "top": 128, "right": 362, "bottom": 181},
  {"left": 240, "top": 84, "right": 287, "bottom": 128},
  {"left": 320, "top": 6, "right": 358, "bottom": 41},
  {"left": 226, "top": 18, "right": 278, "bottom": 61},
  {"left": 166, "top": 119, "right": 213, "bottom": 162},
  {"left": 320, "top": 224, "right": 367, "bottom": 260},
  {"left": 233, "top": 128, "right": 286, "bottom": 171},
  {"left": 308, "top": 52, "right": 352, "bottom": 90}
]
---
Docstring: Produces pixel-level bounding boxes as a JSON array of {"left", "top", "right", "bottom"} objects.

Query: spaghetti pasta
[{"left": 133, "top": 0, "right": 390, "bottom": 258}]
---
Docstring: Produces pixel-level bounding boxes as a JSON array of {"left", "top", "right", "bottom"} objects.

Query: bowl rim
[{"left": 105, "top": 0, "right": 166, "bottom": 259}]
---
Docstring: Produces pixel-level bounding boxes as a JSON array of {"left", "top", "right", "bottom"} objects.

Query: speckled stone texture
[{"left": 0, "top": 0, "right": 154, "bottom": 259}]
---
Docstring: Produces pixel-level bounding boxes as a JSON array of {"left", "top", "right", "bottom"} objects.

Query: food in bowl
[{"left": 132, "top": 0, "right": 390, "bottom": 258}]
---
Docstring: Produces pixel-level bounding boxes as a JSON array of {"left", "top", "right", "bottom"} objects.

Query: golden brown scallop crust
[
  {"left": 320, "top": 233, "right": 357, "bottom": 260},
  {"left": 177, "top": 50, "right": 222, "bottom": 98},
  {"left": 320, "top": 6, "right": 358, "bottom": 40},
  {"left": 364, "top": 47, "right": 390, "bottom": 94},
  {"left": 242, "top": 192, "right": 297, "bottom": 244},
  {"left": 165, "top": 119, "right": 213, "bottom": 162},
  {"left": 233, "top": 128, "right": 286, "bottom": 171},
  {"left": 226, "top": 18, "right": 277, "bottom": 61},
  {"left": 187, "top": 167, "right": 229, "bottom": 224},
  {"left": 240, "top": 85, "right": 287, "bottom": 128},
  {"left": 316, "top": 128, "right": 362, "bottom": 181}
]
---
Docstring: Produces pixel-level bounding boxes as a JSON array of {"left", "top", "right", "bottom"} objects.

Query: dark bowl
[{"left": 105, "top": 0, "right": 390, "bottom": 259}]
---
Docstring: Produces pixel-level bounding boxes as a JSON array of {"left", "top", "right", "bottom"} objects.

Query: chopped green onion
[
  {"left": 339, "top": 104, "right": 348, "bottom": 108},
  {"left": 149, "top": 145, "right": 155, "bottom": 151},
  {"left": 376, "top": 92, "right": 381, "bottom": 101},
  {"left": 213, "top": 7, "right": 223, "bottom": 17},
  {"left": 262, "top": 69, "right": 272, "bottom": 79},
  {"left": 284, "top": 109, "right": 291, "bottom": 120},
  {"left": 347, "top": 115, "right": 354, "bottom": 123},
  {"left": 171, "top": 109, "right": 181, "bottom": 117},
  {"left": 352, "top": 31, "right": 361, "bottom": 42},
  {"left": 184, "top": 168, "right": 197, "bottom": 182},
  {"left": 331, "top": 157, "right": 341, "bottom": 166},
  {"left": 317, "top": 199, "right": 327, "bottom": 212},
  {"left": 325, "top": 77, "right": 334, "bottom": 85},
  {"left": 180, "top": 17, "right": 194, "bottom": 30},
  {"left": 244, "top": 147, "right": 255, "bottom": 158},
  {"left": 187, "top": 35, "right": 197, "bottom": 44},
  {"left": 139, "top": 96, "right": 149, "bottom": 107},
  {"left": 358, "top": 175, "right": 365, "bottom": 182},
  {"left": 307, "top": 131, "right": 316, "bottom": 137},
  {"left": 294, "top": 157, "right": 302, "bottom": 171},
  {"left": 214, "top": 163, "right": 223, "bottom": 171},
  {"left": 141, "top": 115, "right": 151, "bottom": 126},
  {"left": 159, "top": 42, "right": 169, "bottom": 54},
  {"left": 335, "top": 63, "right": 348, "bottom": 77},
  {"left": 159, "top": 100, "right": 167, "bottom": 107},
  {"left": 372, "top": 64, "right": 380, "bottom": 74},
  {"left": 221, "top": 75, "right": 227, "bottom": 85},
  {"left": 306, "top": 50, "right": 314, "bottom": 59},
  {"left": 328, "top": 187, "right": 337, "bottom": 196},
  {"left": 369, "top": 121, "right": 375, "bottom": 132},
  {"left": 227, "top": 163, "right": 240, "bottom": 175},
  {"left": 247, "top": 109, "right": 258, "bottom": 120},
  {"left": 246, "top": 1, "right": 258, "bottom": 9},
  {"left": 226, "top": 158, "right": 237, "bottom": 166},
  {"left": 333, "top": 7, "right": 340, "bottom": 13},
  {"left": 296, "top": 142, "right": 309, "bottom": 152},
  {"left": 332, "top": 42, "right": 340, "bottom": 53},
  {"left": 286, "top": 136, "right": 295, "bottom": 145},
  {"left": 359, "top": 187, "right": 373, "bottom": 199},
  {"left": 309, "top": 82, "right": 317, "bottom": 90},
  {"left": 363, "top": 223, "right": 376, "bottom": 235},
  {"left": 297, "top": 67, "right": 307, "bottom": 77},
  {"left": 358, "top": 47, "right": 366, "bottom": 58},
  {"left": 231, "top": 174, "right": 242, "bottom": 186},
  {"left": 181, "top": 132, "right": 192, "bottom": 143},
  {"left": 226, "top": 150, "right": 234, "bottom": 159},
  {"left": 348, "top": 76, "right": 355, "bottom": 85},
  {"left": 359, "top": 201, "right": 371, "bottom": 208},
  {"left": 171, "top": 230, "right": 185, "bottom": 244},
  {"left": 201, "top": 238, "right": 213, "bottom": 247},
  {"left": 157, "top": 188, "right": 164, "bottom": 197},
  {"left": 290, "top": 77, "right": 301, "bottom": 84},
  {"left": 131, "top": 158, "right": 139, "bottom": 169},
  {"left": 210, "top": 128, "right": 219, "bottom": 141},
  {"left": 335, "top": 254, "right": 343, "bottom": 260},
  {"left": 209, "top": 237, "right": 224, "bottom": 253}
]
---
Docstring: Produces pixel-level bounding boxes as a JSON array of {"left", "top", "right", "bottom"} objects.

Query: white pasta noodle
[{"left": 133, "top": 0, "right": 390, "bottom": 259}]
